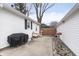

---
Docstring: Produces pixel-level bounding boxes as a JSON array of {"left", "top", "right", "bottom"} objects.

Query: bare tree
[
  {"left": 26, "top": 4, "right": 32, "bottom": 16},
  {"left": 14, "top": 3, "right": 32, "bottom": 16},
  {"left": 33, "top": 3, "right": 55, "bottom": 23},
  {"left": 14, "top": 3, "right": 26, "bottom": 14}
]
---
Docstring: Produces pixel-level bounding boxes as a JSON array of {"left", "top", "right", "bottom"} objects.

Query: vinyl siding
[
  {"left": 57, "top": 9, "right": 79, "bottom": 55},
  {"left": 0, "top": 8, "right": 40, "bottom": 49}
]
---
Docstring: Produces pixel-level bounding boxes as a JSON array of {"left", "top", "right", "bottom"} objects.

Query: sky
[{"left": 29, "top": 3, "right": 75, "bottom": 25}]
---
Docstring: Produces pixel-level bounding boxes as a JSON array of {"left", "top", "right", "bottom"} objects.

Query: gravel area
[{"left": 52, "top": 37, "right": 75, "bottom": 56}]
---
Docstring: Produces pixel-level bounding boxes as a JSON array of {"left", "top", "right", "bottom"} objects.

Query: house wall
[
  {"left": 31, "top": 23, "right": 40, "bottom": 37},
  {"left": 0, "top": 8, "right": 40, "bottom": 49},
  {"left": 32, "top": 23, "right": 40, "bottom": 34},
  {"left": 57, "top": 9, "right": 79, "bottom": 55}
]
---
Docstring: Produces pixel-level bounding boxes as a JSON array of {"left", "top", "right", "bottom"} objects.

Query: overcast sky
[{"left": 29, "top": 3, "right": 75, "bottom": 25}]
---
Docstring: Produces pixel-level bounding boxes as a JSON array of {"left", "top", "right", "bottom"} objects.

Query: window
[
  {"left": 25, "top": 19, "right": 27, "bottom": 29},
  {"left": 27, "top": 20, "right": 30, "bottom": 28},
  {"left": 25, "top": 19, "right": 32, "bottom": 29},
  {"left": 31, "top": 21, "right": 32, "bottom": 29}
]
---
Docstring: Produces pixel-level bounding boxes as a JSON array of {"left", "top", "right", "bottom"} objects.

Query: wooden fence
[{"left": 40, "top": 28, "right": 57, "bottom": 36}]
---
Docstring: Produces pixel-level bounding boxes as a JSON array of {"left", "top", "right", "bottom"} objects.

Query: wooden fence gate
[{"left": 41, "top": 28, "right": 57, "bottom": 36}]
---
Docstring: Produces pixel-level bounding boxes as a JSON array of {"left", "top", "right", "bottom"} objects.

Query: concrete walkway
[{"left": 0, "top": 36, "right": 53, "bottom": 56}]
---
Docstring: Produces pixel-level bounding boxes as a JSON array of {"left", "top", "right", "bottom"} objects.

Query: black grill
[{"left": 7, "top": 33, "right": 28, "bottom": 47}]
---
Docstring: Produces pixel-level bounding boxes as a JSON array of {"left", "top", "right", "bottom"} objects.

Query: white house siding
[
  {"left": 25, "top": 20, "right": 40, "bottom": 41},
  {"left": 36, "top": 24, "right": 40, "bottom": 34},
  {"left": 0, "top": 8, "right": 40, "bottom": 49},
  {"left": 57, "top": 9, "right": 79, "bottom": 55},
  {"left": 32, "top": 23, "right": 40, "bottom": 34},
  {"left": 0, "top": 8, "right": 25, "bottom": 48},
  {"left": 25, "top": 20, "right": 33, "bottom": 41}
]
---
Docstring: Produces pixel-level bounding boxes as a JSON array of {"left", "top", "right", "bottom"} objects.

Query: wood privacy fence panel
[{"left": 41, "top": 28, "right": 56, "bottom": 36}]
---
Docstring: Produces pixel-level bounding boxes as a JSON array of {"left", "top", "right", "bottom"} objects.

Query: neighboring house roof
[
  {"left": 57, "top": 3, "right": 79, "bottom": 27},
  {"left": 0, "top": 4, "right": 40, "bottom": 25}
]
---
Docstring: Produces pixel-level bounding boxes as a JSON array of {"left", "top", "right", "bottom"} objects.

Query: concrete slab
[{"left": 0, "top": 36, "right": 53, "bottom": 56}]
